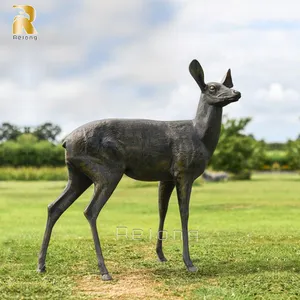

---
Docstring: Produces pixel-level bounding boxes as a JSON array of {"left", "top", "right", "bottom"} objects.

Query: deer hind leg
[
  {"left": 176, "top": 177, "right": 197, "bottom": 272},
  {"left": 156, "top": 181, "right": 175, "bottom": 262},
  {"left": 37, "top": 163, "right": 92, "bottom": 273},
  {"left": 83, "top": 165, "right": 123, "bottom": 281}
]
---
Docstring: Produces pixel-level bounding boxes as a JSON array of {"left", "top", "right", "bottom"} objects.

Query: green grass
[{"left": 1, "top": 173, "right": 300, "bottom": 299}]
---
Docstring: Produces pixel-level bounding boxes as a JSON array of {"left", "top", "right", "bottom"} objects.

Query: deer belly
[
  {"left": 124, "top": 159, "right": 172, "bottom": 181},
  {"left": 125, "top": 169, "right": 173, "bottom": 181}
]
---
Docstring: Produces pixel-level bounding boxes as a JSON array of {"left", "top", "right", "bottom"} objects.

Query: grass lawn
[{"left": 0, "top": 173, "right": 300, "bottom": 299}]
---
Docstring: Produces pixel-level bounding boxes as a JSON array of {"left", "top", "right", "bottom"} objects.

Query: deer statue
[{"left": 37, "top": 59, "right": 241, "bottom": 281}]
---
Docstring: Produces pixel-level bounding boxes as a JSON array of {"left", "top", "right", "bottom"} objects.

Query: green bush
[
  {"left": 286, "top": 140, "right": 300, "bottom": 170},
  {"left": 0, "top": 167, "right": 68, "bottom": 181},
  {"left": 0, "top": 134, "right": 65, "bottom": 167},
  {"left": 249, "top": 140, "right": 267, "bottom": 171},
  {"left": 0, "top": 141, "right": 22, "bottom": 166},
  {"left": 210, "top": 117, "right": 267, "bottom": 178},
  {"left": 230, "top": 169, "right": 252, "bottom": 180},
  {"left": 211, "top": 135, "right": 255, "bottom": 174}
]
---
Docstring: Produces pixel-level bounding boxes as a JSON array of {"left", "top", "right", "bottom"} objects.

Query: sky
[{"left": 1, "top": 0, "right": 300, "bottom": 142}]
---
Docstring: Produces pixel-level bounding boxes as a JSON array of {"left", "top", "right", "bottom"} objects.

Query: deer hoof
[
  {"left": 37, "top": 265, "right": 46, "bottom": 273},
  {"left": 102, "top": 273, "right": 112, "bottom": 281},
  {"left": 158, "top": 257, "right": 168, "bottom": 262},
  {"left": 187, "top": 266, "right": 198, "bottom": 272}
]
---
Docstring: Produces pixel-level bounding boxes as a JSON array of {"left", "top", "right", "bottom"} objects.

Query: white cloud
[
  {"left": 256, "top": 83, "right": 299, "bottom": 103},
  {"left": 1, "top": 0, "right": 300, "bottom": 142}
]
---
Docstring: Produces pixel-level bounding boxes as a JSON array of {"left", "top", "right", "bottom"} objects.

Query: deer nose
[{"left": 232, "top": 90, "right": 241, "bottom": 97}]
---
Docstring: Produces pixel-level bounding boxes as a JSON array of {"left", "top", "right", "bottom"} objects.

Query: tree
[
  {"left": 0, "top": 123, "right": 22, "bottom": 142},
  {"left": 219, "top": 117, "right": 252, "bottom": 137},
  {"left": 210, "top": 117, "right": 266, "bottom": 179},
  {"left": 250, "top": 140, "right": 267, "bottom": 170},
  {"left": 286, "top": 140, "right": 300, "bottom": 170},
  {"left": 32, "top": 122, "right": 62, "bottom": 143}
]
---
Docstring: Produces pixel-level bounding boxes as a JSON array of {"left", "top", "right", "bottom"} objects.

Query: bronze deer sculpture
[{"left": 38, "top": 59, "right": 241, "bottom": 280}]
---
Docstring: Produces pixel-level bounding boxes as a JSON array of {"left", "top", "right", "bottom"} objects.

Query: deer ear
[
  {"left": 221, "top": 69, "right": 233, "bottom": 88},
  {"left": 189, "top": 59, "right": 206, "bottom": 91}
]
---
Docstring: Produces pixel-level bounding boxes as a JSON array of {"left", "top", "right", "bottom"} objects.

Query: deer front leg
[
  {"left": 175, "top": 177, "right": 197, "bottom": 272},
  {"left": 156, "top": 181, "right": 175, "bottom": 262}
]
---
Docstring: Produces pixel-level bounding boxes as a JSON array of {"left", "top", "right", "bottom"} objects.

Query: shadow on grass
[{"left": 151, "top": 257, "right": 300, "bottom": 281}]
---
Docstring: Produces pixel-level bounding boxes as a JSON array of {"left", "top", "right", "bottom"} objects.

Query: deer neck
[{"left": 193, "top": 96, "right": 223, "bottom": 155}]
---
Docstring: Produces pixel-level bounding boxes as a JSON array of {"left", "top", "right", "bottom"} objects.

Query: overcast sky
[{"left": 1, "top": 0, "right": 300, "bottom": 142}]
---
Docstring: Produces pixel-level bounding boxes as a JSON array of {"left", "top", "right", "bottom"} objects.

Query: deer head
[{"left": 189, "top": 59, "right": 241, "bottom": 107}]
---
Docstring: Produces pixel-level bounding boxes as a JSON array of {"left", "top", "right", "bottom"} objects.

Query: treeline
[
  {"left": 209, "top": 117, "right": 300, "bottom": 178},
  {"left": 0, "top": 120, "right": 300, "bottom": 178},
  {"left": 0, "top": 123, "right": 65, "bottom": 167}
]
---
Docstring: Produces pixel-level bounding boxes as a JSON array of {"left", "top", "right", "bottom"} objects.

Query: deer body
[
  {"left": 38, "top": 60, "right": 241, "bottom": 281},
  {"left": 65, "top": 117, "right": 213, "bottom": 182}
]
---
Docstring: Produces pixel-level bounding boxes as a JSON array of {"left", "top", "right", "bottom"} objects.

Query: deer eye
[{"left": 209, "top": 85, "right": 216, "bottom": 92}]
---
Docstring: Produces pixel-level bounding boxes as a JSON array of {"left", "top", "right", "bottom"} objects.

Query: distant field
[{"left": 1, "top": 173, "right": 300, "bottom": 299}]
